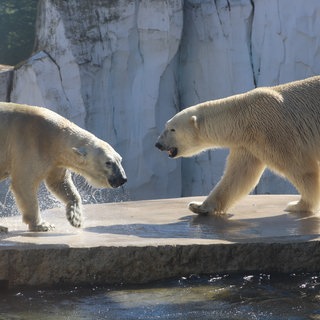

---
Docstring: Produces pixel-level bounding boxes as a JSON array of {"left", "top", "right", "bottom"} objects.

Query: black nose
[
  {"left": 121, "top": 176, "right": 127, "bottom": 184},
  {"left": 110, "top": 176, "right": 127, "bottom": 188},
  {"left": 155, "top": 142, "right": 164, "bottom": 151}
]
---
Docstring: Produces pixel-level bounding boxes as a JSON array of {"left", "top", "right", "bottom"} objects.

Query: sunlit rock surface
[
  {"left": 8, "top": 0, "right": 320, "bottom": 202},
  {"left": 1, "top": 195, "right": 320, "bottom": 288}
]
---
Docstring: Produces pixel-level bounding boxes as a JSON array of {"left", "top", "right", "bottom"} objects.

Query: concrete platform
[{"left": 1, "top": 195, "right": 320, "bottom": 289}]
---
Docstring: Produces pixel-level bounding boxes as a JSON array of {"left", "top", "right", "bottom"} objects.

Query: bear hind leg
[
  {"left": 11, "top": 177, "right": 54, "bottom": 231},
  {"left": 45, "top": 168, "right": 82, "bottom": 228},
  {"left": 284, "top": 167, "right": 320, "bottom": 213},
  {"left": 285, "top": 199, "right": 315, "bottom": 213}
]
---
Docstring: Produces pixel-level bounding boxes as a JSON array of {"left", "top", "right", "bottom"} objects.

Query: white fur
[
  {"left": 0, "top": 102, "right": 126, "bottom": 231},
  {"left": 156, "top": 76, "right": 320, "bottom": 214}
]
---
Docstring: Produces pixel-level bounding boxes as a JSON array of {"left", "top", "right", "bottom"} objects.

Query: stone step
[{"left": 0, "top": 195, "right": 318, "bottom": 289}]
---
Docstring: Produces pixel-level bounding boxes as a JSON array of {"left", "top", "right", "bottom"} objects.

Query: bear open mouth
[{"left": 168, "top": 147, "right": 178, "bottom": 158}]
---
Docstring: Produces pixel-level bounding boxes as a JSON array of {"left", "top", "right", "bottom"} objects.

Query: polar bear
[
  {"left": 156, "top": 76, "right": 320, "bottom": 215},
  {"left": 0, "top": 102, "right": 127, "bottom": 231}
]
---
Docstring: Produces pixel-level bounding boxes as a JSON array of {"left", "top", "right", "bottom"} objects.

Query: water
[
  {"left": 1, "top": 273, "right": 320, "bottom": 320},
  {"left": 0, "top": 175, "right": 131, "bottom": 219}
]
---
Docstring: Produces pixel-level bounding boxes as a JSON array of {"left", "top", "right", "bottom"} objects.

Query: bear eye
[{"left": 105, "top": 161, "right": 112, "bottom": 167}]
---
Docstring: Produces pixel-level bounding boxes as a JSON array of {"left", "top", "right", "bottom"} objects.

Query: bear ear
[
  {"left": 190, "top": 115, "right": 199, "bottom": 129},
  {"left": 72, "top": 146, "right": 87, "bottom": 157}
]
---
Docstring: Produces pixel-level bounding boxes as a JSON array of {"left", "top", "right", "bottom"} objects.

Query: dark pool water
[{"left": 1, "top": 273, "right": 320, "bottom": 320}]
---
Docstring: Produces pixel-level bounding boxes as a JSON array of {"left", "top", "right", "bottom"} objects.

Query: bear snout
[
  {"left": 109, "top": 175, "right": 127, "bottom": 188},
  {"left": 155, "top": 142, "right": 165, "bottom": 151},
  {"left": 106, "top": 160, "right": 127, "bottom": 188},
  {"left": 155, "top": 142, "right": 178, "bottom": 158}
]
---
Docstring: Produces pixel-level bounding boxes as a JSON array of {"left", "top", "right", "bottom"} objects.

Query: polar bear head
[
  {"left": 155, "top": 108, "right": 205, "bottom": 158},
  {"left": 72, "top": 140, "right": 127, "bottom": 189}
]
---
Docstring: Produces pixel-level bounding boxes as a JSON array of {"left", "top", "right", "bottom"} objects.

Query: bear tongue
[{"left": 168, "top": 147, "right": 177, "bottom": 158}]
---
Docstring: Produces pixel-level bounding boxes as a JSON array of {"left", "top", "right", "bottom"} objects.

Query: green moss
[{"left": 0, "top": 0, "right": 38, "bottom": 65}]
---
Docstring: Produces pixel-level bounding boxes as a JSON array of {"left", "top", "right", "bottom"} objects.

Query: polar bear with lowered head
[
  {"left": 156, "top": 76, "right": 320, "bottom": 215},
  {"left": 0, "top": 102, "right": 127, "bottom": 231}
]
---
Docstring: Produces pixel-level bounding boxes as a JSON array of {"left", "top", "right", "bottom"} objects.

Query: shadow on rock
[{"left": 85, "top": 210, "right": 320, "bottom": 242}]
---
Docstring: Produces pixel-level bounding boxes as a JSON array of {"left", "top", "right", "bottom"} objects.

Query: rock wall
[
  {"left": 6, "top": 0, "right": 320, "bottom": 202},
  {"left": 0, "top": 65, "right": 13, "bottom": 102}
]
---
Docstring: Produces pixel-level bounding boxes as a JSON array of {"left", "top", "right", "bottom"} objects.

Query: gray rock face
[
  {"left": 6, "top": 0, "right": 320, "bottom": 202},
  {"left": 0, "top": 65, "right": 13, "bottom": 102}
]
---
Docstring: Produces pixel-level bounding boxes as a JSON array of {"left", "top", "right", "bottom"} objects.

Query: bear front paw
[
  {"left": 66, "top": 202, "right": 82, "bottom": 228},
  {"left": 29, "top": 221, "right": 55, "bottom": 232},
  {"left": 189, "top": 201, "right": 226, "bottom": 215},
  {"left": 188, "top": 202, "right": 210, "bottom": 215}
]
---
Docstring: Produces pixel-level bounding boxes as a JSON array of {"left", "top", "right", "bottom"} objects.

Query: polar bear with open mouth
[{"left": 156, "top": 76, "right": 320, "bottom": 215}]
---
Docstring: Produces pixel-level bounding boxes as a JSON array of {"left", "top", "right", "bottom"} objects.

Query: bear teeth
[{"left": 168, "top": 147, "right": 177, "bottom": 158}]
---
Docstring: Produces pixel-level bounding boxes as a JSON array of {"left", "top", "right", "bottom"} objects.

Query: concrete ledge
[{"left": 1, "top": 195, "right": 320, "bottom": 288}]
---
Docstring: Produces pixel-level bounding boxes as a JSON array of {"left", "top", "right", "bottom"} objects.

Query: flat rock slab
[{"left": 1, "top": 195, "right": 320, "bottom": 289}]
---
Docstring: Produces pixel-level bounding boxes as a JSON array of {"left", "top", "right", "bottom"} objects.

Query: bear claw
[
  {"left": 188, "top": 202, "right": 209, "bottom": 215},
  {"left": 29, "top": 221, "right": 55, "bottom": 232}
]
